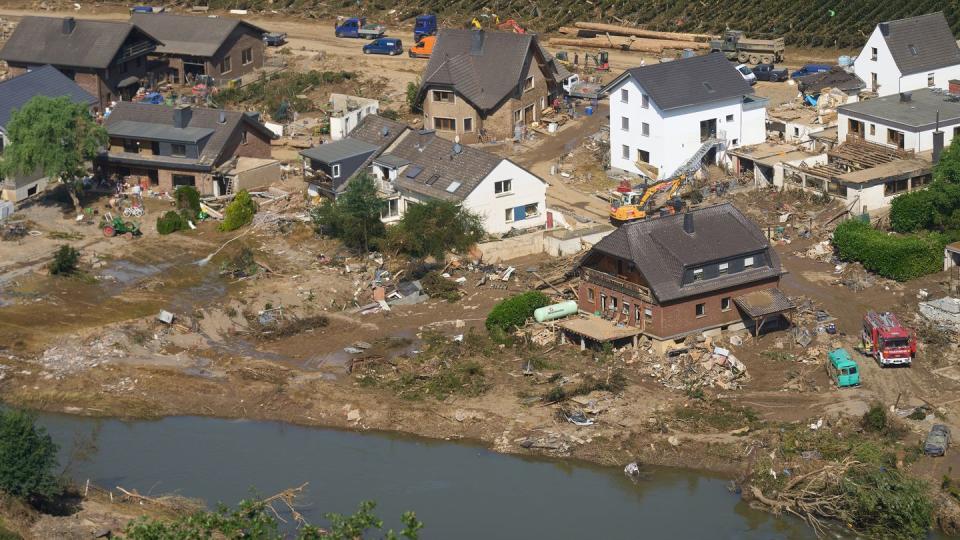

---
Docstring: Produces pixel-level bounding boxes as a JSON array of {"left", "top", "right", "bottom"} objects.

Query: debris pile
[
  {"left": 638, "top": 344, "right": 749, "bottom": 391},
  {"left": 37, "top": 332, "right": 129, "bottom": 378}
]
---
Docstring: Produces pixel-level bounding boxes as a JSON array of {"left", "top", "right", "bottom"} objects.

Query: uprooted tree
[{"left": 0, "top": 96, "right": 108, "bottom": 216}]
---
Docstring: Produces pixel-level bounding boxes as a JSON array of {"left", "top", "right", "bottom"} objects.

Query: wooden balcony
[{"left": 581, "top": 267, "right": 653, "bottom": 303}]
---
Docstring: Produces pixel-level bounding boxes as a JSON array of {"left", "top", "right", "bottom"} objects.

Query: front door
[{"left": 523, "top": 104, "right": 535, "bottom": 124}]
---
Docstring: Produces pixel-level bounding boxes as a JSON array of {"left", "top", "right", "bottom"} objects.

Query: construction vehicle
[
  {"left": 497, "top": 19, "right": 525, "bottom": 34},
  {"left": 584, "top": 51, "right": 609, "bottom": 71},
  {"left": 860, "top": 311, "right": 916, "bottom": 367},
  {"left": 709, "top": 30, "right": 785, "bottom": 65}
]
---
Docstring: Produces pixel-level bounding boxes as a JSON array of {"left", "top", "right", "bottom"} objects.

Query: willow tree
[{"left": 0, "top": 96, "right": 107, "bottom": 215}]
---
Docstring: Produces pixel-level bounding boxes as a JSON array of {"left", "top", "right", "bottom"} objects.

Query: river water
[{"left": 36, "top": 414, "right": 814, "bottom": 539}]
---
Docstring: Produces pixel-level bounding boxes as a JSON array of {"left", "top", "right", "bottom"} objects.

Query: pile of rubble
[
  {"left": 37, "top": 332, "right": 130, "bottom": 378},
  {"left": 632, "top": 339, "right": 749, "bottom": 391}
]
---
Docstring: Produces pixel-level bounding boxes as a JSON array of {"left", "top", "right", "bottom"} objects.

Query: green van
[{"left": 828, "top": 348, "right": 860, "bottom": 388}]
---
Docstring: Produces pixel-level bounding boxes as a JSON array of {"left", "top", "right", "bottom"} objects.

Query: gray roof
[
  {"left": 347, "top": 114, "right": 407, "bottom": 148},
  {"left": 372, "top": 154, "right": 410, "bottom": 168},
  {"left": 130, "top": 13, "right": 266, "bottom": 57},
  {"left": 299, "top": 138, "right": 378, "bottom": 163},
  {"left": 108, "top": 120, "right": 214, "bottom": 143},
  {"left": 605, "top": 53, "right": 753, "bottom": 111},
  {"left": 382, "top": 130, "right": 504, "bottom": 201},
  {"left": 590, "top": 203, "right": 781, "bottom": 302},
  {"left": 418, "top": 30, "right": 555, "bottom": 113},
  {"left": 0, "top": 65, "right": 96, "bottom": 128},
  {"left": 105, "top": 102, "right": 275, "bottom": 167},
  {"left": 879, "top": 12, "right": 960, "bottom": 76},
  {"left": 797, "top": 67, "right": 865, "bottom": 94},
  {"left": 838, "top": 88, "right": 960, "bottom": 131},
  {"left": 0, "top": 17, "right": 161, "bottom": 69}
]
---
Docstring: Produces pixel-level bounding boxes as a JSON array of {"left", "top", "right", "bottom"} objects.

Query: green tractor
[{"left": 101, "top": 215, "right": 141, "bottom": 239}]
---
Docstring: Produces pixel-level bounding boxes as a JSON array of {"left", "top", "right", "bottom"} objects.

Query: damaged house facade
[
  {"left": 0, "top": 16, "right": 162, "bottom": 109},
  {"left": 101, "top": 102, "right": 276, "bottom": 195},
  {"left": 130, "top": 13, "right": 266, "bottom": 85},
  {"left": 414, "top": 29, "right": 566, "bottom": 143},
  {"left": 605, "top": 53, "right": 766, "bottom": 180},
  {"left": 853, "top": 12, "right": 960, "bottom": 97},
  {"left": 575, "top": 203, "right": 790, "bottom": 350}
]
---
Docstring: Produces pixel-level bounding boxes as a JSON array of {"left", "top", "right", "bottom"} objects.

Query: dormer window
[
  {"left": 693, "top": 268, "right": 704, "bottom": 281},
  {"left": 744, "top": 256, "right": 754, "bottom": 267},
  {"left": 703, "top": 82, "right": 714, "bottom": 93},
  {"left": 909, "top": 44, "right": 918, "bottom": 56},
  {"left": 719, "top": 262, "right": 729, "bottom": 275}
]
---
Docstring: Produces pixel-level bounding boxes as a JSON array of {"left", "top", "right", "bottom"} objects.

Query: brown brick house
[
  {"left": 130, "top": 13, "right": 266, "bottom": 86},
  {"left": 576, "top": 203, "right": 792, "bottom": 349},
  {"left": 415, "top": 29, "right": 568, "bottom": 143},
  {"left": 0, "top": 16, "right": 162, "bottom": 110},
  {"left": 101, "top": 102, "right": 276, "bottom": 196}
]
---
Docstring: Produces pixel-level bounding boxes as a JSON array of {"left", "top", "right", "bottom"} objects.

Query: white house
[
  {"left": 328, "top": 94, "right": 379, "bottom": 141},
  {"left": 604, "top": 53, "right": 767, "bottom": 180},
  {"left": 853, "top": 12, "right": 960, "bottom": 97},
  {"left": 369, "top": 129, "right": 547, "bottom": 235},
  {"left": 838, "top": 87, "right": 960, "bottom": 153}
]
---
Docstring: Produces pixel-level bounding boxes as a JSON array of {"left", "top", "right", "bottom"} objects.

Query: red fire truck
[{"left": 861, "top": 311, "right": 916, "bottom": 367}]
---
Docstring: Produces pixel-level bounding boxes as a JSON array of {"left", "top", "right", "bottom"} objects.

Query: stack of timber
[{"left": 552, "top": 22, "right": 717, "bottom": 53}]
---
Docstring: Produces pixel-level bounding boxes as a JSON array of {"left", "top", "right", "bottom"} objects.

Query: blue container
[{"left": 585, "top": 106, "right": 594, "bottom": 116}]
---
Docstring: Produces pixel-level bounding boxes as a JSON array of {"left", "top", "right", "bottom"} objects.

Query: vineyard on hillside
[{"left": 207, "top": 0, "right": 958, "bottom": 47}]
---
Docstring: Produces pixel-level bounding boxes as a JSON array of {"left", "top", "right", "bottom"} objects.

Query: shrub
[
  {"left": 156, "top": 210, "right": 186, "bottom": 235},
  {"left": 220, "top": 190, "right": 257, "bottom": 232},
  {"left": 485, "top": 291, "right": 550, "bottom": 333},
  {"left": 862, "top": 403, "right": 887, "bottom": 433},
  {"left": 379, "top": 109, "right": 400, "bottom": 121},
  {"left": 0, "top": 410, "right": 59, "bottom": 501},
  {"left": 832, "top": 219, "right": 946, "bottom": 281},
  {"left": 890, "top": 189, "right": 937, "bottom": 232},
  {"left": 406, "top": 80, "right": 420, "bottom": 111},
  {"left": 48, "top": 245, "right": 79, "bottom": 275},
  {"left": 174, "top": 185, "right": 201, "bottom": 220},
  {"left": 420, "top": 271, "right": 460, "bottom": 302}
]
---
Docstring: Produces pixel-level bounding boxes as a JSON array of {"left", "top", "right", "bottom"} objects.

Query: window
[
  {"left": 622, "top": 144, "right": 630, "bottom": 159},
  {"left": 887, "top": 128, "right": 904, "bottom": 149},
  {"left": 331, "top": 164, "right": 341, "bottom": 178},
  {"left": 644, "top": 308, "right": 653, "bottom": 321},
  {"left": 637, "top": 149, "right": 650, "bottom": 163},
  {"left": 170, "top": 143, "right": 186, "bottom": 157},
  {"left": 241, "top": 130, "right": 248, "bottom": 144},
  {"left": 718, "top": 262, "right": 729, "bottom": 275},
  {"left": 623, "top": 302, "right": 630, "bottom": 315},
  {"left": 433, "top": 117, "right": 456, "bottom": 131},
  {"left": 495, "top": 179, "right": 512, "bottom": 194},
  {"left": 641, "top": 122, "right": 649, "bottom": 136},
  {"left": 695, "top": 303, "right": 706, "bottom": 317},
  {"left": 732, "top": 138, "right": 738, "bottom": 145},
  {"left": 693, "top": 268, "right": 703, "bottom": 281},
  {"left": 928, "top": 73, "right": 935, "bottom": 87},
  {"left": 504, "top": 208, "right": 514, "bottom": 222},
  {"left": 635, "top": 307, "right": 642, "bottom": 321},
  {"left": 610, "top": 296, "right": 618, "bottom": 310},
  {"left": 726, "top": 114, "right": 734, "bottom": 122},
  {"left": 909, "top": 44, "right": 918, "bottom": 56},
  {"left": 588, "top": 288, "right": 595, "bottom": 302},
  {"left": 721, "top": 297, "right": 731, "bottom": 311},
  {"left": 744, "top": 256, "right": 754, "bottom": 267},
  {"left": 172, "top": 174, "right": 195, "bottom": 187},
  {"left": 432, "top": 90, "right": 454, "bottom": 103},
  {"left": 884, "top": 178, "right": 909, "bottom": 196},
  {"left": 242, "top": 47, "right": 253, "bottom": 65},
  {"left": 523, "top": 75, "right": 534, "bottom": 91},
  {"left": 221, "top": 56, "right": 232, "bottom": 74},
  {"left": 600, "top": 294, "right": 606, "bottom": 310},
  {"left": 524, "top": 203, "right": 540, "bottom": 217},
  {"left": 381, "top": 198, "right": 400, "bottom": 218},
  {"left": 871, "top": 47, "right": 877, "bottom": 61},
  {"left": 621, "top": 116, "right": 629, "bottom": 131},
  {"left": 621, "top": 89, "right": 629, "bottom": 103},
  {"left": 871, "top": 72, "right": 878, "bottom": 91},
  {"left": 463, "top": 117, "right": 473, "bottom": 132},
  {"left": 869, "top": 124, "right": 876, "bottom": 136},
  {"left": 513, "top": 109, "right": 521, "bottom": 124},
  {"left": 641, "top": 94, "right": 649, "bottom": 109},
  {"left": 123, "top": 139, "right": 139, "bottom": 153}
]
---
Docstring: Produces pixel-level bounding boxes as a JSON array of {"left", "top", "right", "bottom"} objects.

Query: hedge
[
  {"left": 889, "top": 180, "right": 960, "bottom": 233},
  {"left": 832, "top": 220, "right": 946, "bottom": 281},
  {"left": 485, "top": 291, "right": 551, "bottom": 332}
]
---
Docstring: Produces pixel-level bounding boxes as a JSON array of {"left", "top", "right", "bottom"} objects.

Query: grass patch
[
  {"left": 671, "top": 400, "right": 759, "bottom": 431},
  {"left": 542, "top": 370, "right": 627, "bottom": 403}
]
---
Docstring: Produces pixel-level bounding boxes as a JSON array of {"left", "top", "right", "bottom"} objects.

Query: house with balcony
[
  {"left": 101, "top": 102, "right": 276, "bottom": 195},
  {"left": 130, "top": 13, "right": 267, "bottom": 86},
  {"left": 0, "top": 16, "right": 162, "bottom": 110},
  {"left": 852, "top": 12, "right": 960, "bottom": 97},
  {"left": 604, "top": 53, "right": 766, "bottom": 180},
  {"left": 571, "top": 203, "right": 791, "bottom": 351}
]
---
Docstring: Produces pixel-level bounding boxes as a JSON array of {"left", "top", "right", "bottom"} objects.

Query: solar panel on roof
[
  {"left": 446, "top": 181, "right": 461, "bottom": 193},
  {"left": 405, "top": 166, "right": 423, "bottom": 178}
]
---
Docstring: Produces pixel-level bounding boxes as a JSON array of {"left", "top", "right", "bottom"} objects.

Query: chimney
[
  {"left": 218, "top": 110, "right": 226, "bottom": 124},
  {"left": 950, "top": 79, "right": 960, "bottom": 94},
  {"left": 879, "top": 22, "right": 889, "bottom": 36},
  {"left": 899, "top": 91, "right": 912, "bottom": 102},
  {"left": 62, "top": 17, "right": 76, "bottom": 34},
  {"left": 173, "top": 104, "right": 192, "bottom": 129},
  {"left": 470, "top": 29, "right": 485, "bottom": 56},
  {"left": 683, "top": 211, "right": 694, "bottom": 235},
  {"left": 934, "top": 130, "right": 945, "bottom": 163}
]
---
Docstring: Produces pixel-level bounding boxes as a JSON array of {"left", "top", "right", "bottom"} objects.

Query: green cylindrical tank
[{"left": 534, "top": 301, "right": 578, "bottom": 323}]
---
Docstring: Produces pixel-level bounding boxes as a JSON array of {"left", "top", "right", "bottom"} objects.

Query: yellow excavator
[{"left": 609, "top": 174, "right": 687, "bottom": 225}]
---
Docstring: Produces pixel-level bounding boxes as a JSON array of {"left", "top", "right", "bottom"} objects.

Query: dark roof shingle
[
  {"left": 130, "top": 13, "right": 265, "bottom": 57},
  {"left": 0, "top": 65, "right": 96, "bottom": 128},
  {"left": 880, "top": 12, "right": 960, "bottom": 76},
  {"left": 606, "top": 53, "right": 753, "bottom": 111},
  {"left": 798, "top": 67, "right": 865, "bottom": 94},
  {"left": 0, "top": 17, "right": 160, "bottom": 69}
]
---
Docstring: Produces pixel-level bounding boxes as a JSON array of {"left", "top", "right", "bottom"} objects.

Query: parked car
[
  {"left": 826, "top": 348, "right": 860, "bottom": 388},
  {"left": 925, "top": 424, "right": 951, "bottom": 456},
  {"left": 363, "top": 38, "right": 403, "bottom": 56},
  {"left": 335, "top": 17, "right": 385, "bottom": 39},
  {"left": 409, "top": 35, "right": 435, "bottom": 58},
  {"left": 752, "top": 63, "right": 788, "bottom": 82},
  {"left": 735, "top": 64, "right": 756, "bottom": 85},
  {"left": 791, "top": 64, "right": 832, "bottom": 79},
  {"left": 262, "top": 32, "right": 287, "bottom": 47}
]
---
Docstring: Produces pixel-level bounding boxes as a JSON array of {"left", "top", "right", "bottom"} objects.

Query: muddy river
[{"left": 36, "top": 414, "right": 815, "bottom": 539}]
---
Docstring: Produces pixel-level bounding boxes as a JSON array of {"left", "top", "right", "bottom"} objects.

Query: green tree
[
  {"left": 935, "top": 137, "right": 960, "bottom": 183},
  {"left": 311, "top": 173, "right": 385, "bottom": 252},
  {"left": 220, "top": 190, "right": 258, "bottom": 232},
  {"left": 406, "top": 80, "right": 421, "bottom": 112},
  {"left": 48, "top": 245, "right": 80, "bottom": 275},
  {"left": 485, "top": 291, "right": 551, "bottom": 333},
  {"left": 0, "top": 410, "right": 60, "bottom": 502},
  {"left": 0, "top": 96, "right": 107, "bottom": 215},
  {"left": 386, "top": 200, "right": 484, "bottom": 260}
]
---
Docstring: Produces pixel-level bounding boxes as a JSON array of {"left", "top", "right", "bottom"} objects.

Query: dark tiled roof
[
  {"left": 130, "top": 13, "right": 266, "bottom": 57},
  {"left": 109, "top": 120, "right": 215, "bottom": 143},
  {"left": 383, "top": 130, "right": 504, "bottom": 201},
  {"left": 0, "top": 17, "right": 160, "bottom": 69},
  {"left": 105, "top": 102, "right": 274, "bottom": 167},
  {"left": 880, "top": 12, "right": 960, "bottom": 76},
  {"left": 0, "top": 65, "right": 96, "bottom": 128},
  {"left": 605, "top": 53, "right": 753, "bottom": 111},
  {"left": 347, "top": 114, "right": 407, "bottom": 147},
  {"left": 299, "top": 138, "right": 378, "bottom": 162},
  {"left": 590, "top": 203, "right": 781, "bottom": 302},
  {"left": 419, "top": 30, "right": 555, "bottom": 112},
  {"left": 797, "top": 67, "right": 865, "bottom": 94}
]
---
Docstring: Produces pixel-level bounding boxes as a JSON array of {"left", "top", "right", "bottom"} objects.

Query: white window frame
[
  {"left": 381, "top": 198, "right": 400, "bottom": 218},
  {"left": 620, "top": 88, "right": 628, "bottom": 103},
  {"left": 621, "top": 116, "right": 629, "bottom": 131},
  {"left": 242, "top": 47, "right": 253, "bottom": 65},
  {"left": 721, "top": 297, "right": 731, "bottom": 312},
  {"left": 871, "top": 47, "right": 878, "bottom": 61},
  {"left": 641, "top": 94, "right": 649, "bottom": 109},
  {"left": 523, "top": 75, "right": 534, "bottom": 91},
  {"left": 331, "top": 164, "right": 341, "bottom": 178},
  {"left": 695, "top": 303, "right": 706, "bottom": 317},
  {"left": 621, "top": 144, "right": 629, "bottom": 159},
  {"left": 524, "top": 202, "right": 540, "bottom": 217},
  {"left": 693, "top": 268, "right": 704, "bottom": 281},
  {"left": 718, "top": 262, "right": 729, "bottom": 274},
  {"left": 744, "top": 256, "right": 754, "bottom": 267},
  {"left": 504, "top": 208, "right": 514, "bottom": 223},
  {"left": 495, "top": 179, "right": 512, "bottom": 195}
]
